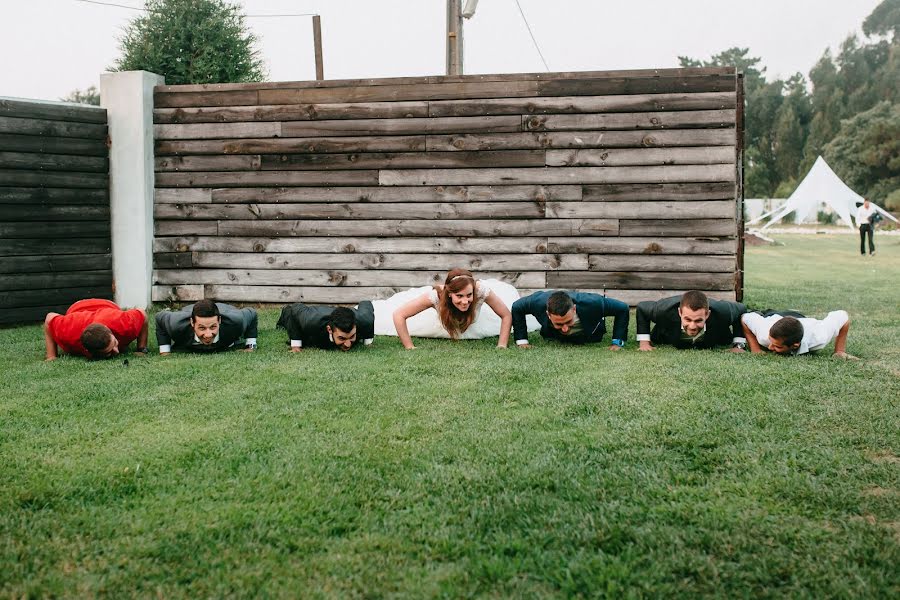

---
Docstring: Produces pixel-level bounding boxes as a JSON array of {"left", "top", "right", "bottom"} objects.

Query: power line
[
  {"left": 72, "top": 0, "right": 317, "bottom": 17},
  {"left": 512, "top": 0, "right": 550, "bottom": 72}
]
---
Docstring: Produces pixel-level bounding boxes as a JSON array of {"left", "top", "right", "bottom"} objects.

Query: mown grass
[{"left": 1, "top": 234, "right": 898, "bottom": 598}]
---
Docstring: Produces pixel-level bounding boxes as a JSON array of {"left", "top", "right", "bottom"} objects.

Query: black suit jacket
[
  {"left": 155, "top": 302, "right": 258, "bottom": 352},
  {"left": 276, "top": 301, "right": 375, "bottom": 350},
  {"left": 635, "top": 296, "right": 746, "bottom": 349},
  {"left": 511, "top": 291, "right": 629, "bottom": 345}
]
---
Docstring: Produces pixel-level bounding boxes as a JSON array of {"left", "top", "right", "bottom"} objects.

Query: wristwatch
[
  {"left": 611, "top": 338, "right": 625, "bottom": 347},
  {"left": 136, "top": 347, "right": 149, "bottom": 354}
]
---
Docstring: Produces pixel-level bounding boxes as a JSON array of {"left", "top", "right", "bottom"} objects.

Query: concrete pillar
[{"left": 100, "top": 70, "right": 164, "bottom": 309}]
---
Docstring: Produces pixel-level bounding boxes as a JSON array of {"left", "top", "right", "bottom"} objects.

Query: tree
[
  {"left": 114, "top": 0, "right": 266, "bottom": 85},
  {"left": 61, "top": 86, "right": 100, "bottom": 106},
  {"left": 863, "top": 0, "right": 900, "bottom": 39},
  {"left": 824, "top": 101, "right": 900, "bottom": 203}
]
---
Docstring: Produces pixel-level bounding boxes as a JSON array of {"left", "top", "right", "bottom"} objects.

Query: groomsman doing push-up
[
  {"left": 740, "top": 309, "right": 855, "bottom": 358},
  {"left": 155, "top": 300, "right": 258, "bottom": 355},
  {"left": 636, "top": 291, "right": 748, "bottom": 352},
  {"left": 276, "top": 301, "right": 375, "bottom": 351},
  {"left": 512, "top": 290, "right": 630, "bottom": 349}
]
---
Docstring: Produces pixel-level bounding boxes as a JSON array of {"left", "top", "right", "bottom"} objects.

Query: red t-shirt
[{"left": 48, "top": 299, "right": 145, "bottom": 357}]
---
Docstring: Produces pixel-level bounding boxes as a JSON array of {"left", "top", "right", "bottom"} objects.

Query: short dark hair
[
  {"left": 546, "top": 291, "right": 574, "bottom": 316},
  {"left": 680, "top": 290, "right": 709, "bottom": 311},
  {"left": 191, "top": 299, "right": 220, "bottom": 320},
  {"left": 770, "top": 316, "right": 804, "bottom": 347},
  {"left": 80, "top": 323, "right": 113, "bottom": 358},
  {"left": 328, "top": 307, "right": 356, "bottom": 333}
]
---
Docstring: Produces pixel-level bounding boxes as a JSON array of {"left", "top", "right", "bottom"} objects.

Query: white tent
[{"left": 750, "top": 156, "right": 897, "bottom": 231}]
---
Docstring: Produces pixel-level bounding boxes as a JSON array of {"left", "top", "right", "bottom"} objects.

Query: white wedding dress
[{"left": 372, "top": 279, "right": 540, "bottom": 339}]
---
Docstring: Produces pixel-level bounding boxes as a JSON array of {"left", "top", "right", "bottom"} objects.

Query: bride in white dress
[{"left": 372, "top": 268, "right": 540, "bottom": 348}]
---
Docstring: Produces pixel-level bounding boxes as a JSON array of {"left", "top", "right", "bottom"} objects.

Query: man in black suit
[
  {"left": 155, "top": 299, "right": 258, "bottom": 355},
  {"left": 276, "top": 301, "right": 375, "bottom": 352},
  {"left": 512, "top": 290, "right": 629, "bottom": 350},
  {"left": 636, "top": 290, "right": 747, "bottom": 352}
]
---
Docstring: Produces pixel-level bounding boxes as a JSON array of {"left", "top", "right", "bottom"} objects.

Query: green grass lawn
[{"left": 1, "top": 235, "right": 898, "bottom": 598}]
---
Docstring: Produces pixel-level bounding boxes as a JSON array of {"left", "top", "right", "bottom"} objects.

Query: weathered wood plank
[
  {"left": 153, "top": 284, "right": 406, "bottom": 304},
  {"left": 0, "top": 187, "right": 108, "bottom": 205},
  {"left": 155, "top": 170, "right": 379, "bottom": 188},
  {"left": 546, "top": 200, "right": 735, "bottom": 220},
  {"left": 587, "top": 254, "right": 735, "bottom": 272},
  {"left": 0, "top": 151, "right": 108, "bottom": 173},
  {"left": 545, "top": 147, "right": 733, "bottom": 167},
  {"left": 546, "top": 237, "right": 736, "bottom": 255},
  {"left": 281, "top": 116, "right": 523, "bottom": 138},
  {"left": 153, "top": 236, "right": 552, "bottom": 254},
  {"left": 537, "top": 75, "right": 736, "bottom": 97},
  {"left": 523, "top": 110, "right": 735, "bottom": 132},
  {"left": 155, "top": 202, "right": 547, "bottom": 220},
  {"left": 155, "top": 136, "right": 428, "bottom": 156},
  {"left": 257, "top": 150, "right": 546, "bottom": 171},
  {"left": 428, "top": 129, "right": 735, "bottom": 151},
  {"left": 155, "top": 188, "right": 213, "bottom": 204},
  {"left": 618, "top": 219, "right": 737, "bottom": 237},
  {"left": 151, "top": 285, "right": 204, "bottom": 302},
  {"left": 206, "top": 185, "right": 581, "bottom": 203},
  {"left": 0, "top": 270, "right": 112, "bottom": 291},
  {"left": 154, "top": 101, "right": 429, "bottom": 124},
  {"left": 155, "top": 150, "right": 546, "bottom": 172},
  {"left": 191, "top": 252, "right": 587, "bottom": 271},
  {"left": 0, "top": 285, "right": 114, "bottom": 308},
  {"left": 0, "top": 169, "right": 108, "bottom": 189},
  {"left": 154, "top": 122, "right": 281, "bottom": 140},
  {"left": 0, "top": 98, "right": 107, "bottom": 124},
  {"left": 582, "top": 182, "right": 734, "bottom": 201},
  {"left": 0, "top": 253, "right": 111, "bottom": 274},
  {"left": 154, "top": 268, "right": 547, "bottom": 288},
  {"left": 258, "top": 81, "right": 541, "bottom": 105},
  {"left": 546, "top": 271, "right": 735, "bottom": 291},
  {"left": 0, "top": 238, "right": 111, "bottom": 257},
  {"left": 379, "top": 165, "right": 735, "bottom": 186},
  {"left": 216, "top": 218, "right": 618, "bottom": 238},
  {"left": 0, "top": 116, "right": 107, "bottom": 139},
  {"left": 154, "top": 252, "right": 193, "bottom": 268},
  {"left": 429, "top": 91, "right": 736, "bottom": 117},
  {"left": 595, "top": 288, "right": 736, "bottom": 306},
  {"left": 154, "top": 68, "right": 735, "bottom": 93},
  {"left": 0, "top": 204, "right": 110, "bottom": 221},
  {"left": 0, "top": 134, "right": 108, "bottom": 156},
  {"left": 153, "top": 221, "right": 218, "bottom": 236},
  {"left": 153, "top": 89, "right": 260, "bottom": 109},
  {"left": 0, "top": 221, "right": 110, "bottom": 239},
  {"left": 0, "top": 304, "right": 76, "bottom": 325}
]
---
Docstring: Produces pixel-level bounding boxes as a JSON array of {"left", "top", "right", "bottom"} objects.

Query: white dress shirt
[
  {"left": 741, "top": 311, "right": 849, "bottom": 355},
  {"left": 856, "top": 204, "right": 876, "bottom": 227}
]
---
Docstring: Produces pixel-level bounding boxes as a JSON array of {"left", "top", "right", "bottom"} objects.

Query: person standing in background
[{"left": 856, "top": 198, "right": 877, "bottom": 256}]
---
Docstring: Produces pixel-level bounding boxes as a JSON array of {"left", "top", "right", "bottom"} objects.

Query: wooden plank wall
[
  {"left": 0, "top": 98, "right": 111, "bottom": 324},
  {"left": 152, "top": 68, "right": 743, "bottom": 306}
]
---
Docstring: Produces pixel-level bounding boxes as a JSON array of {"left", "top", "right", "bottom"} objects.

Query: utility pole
[
  {"left": 312, "top": 15, "right": 324, "bottom": 80},
  {"left": 446, "top": 0, "right": 463, "bottom": 76}
]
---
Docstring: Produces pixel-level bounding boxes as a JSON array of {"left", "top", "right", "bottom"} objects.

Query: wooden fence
[
  {"left": 0, "top": 99, "right": 111, "bottom": 324},
  {"left": 152, "top": 68, "right": 743, "bottom": 306}
]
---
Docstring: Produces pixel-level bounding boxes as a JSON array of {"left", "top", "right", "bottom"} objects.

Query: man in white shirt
[
  {"left": 856, "top": 198, "right": 877, "bottom": 256},
  {"left": 740, "top": 310, "right": 855, "bottom": 359}
]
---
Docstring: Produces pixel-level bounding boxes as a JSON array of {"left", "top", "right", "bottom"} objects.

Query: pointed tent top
[{"left": 759, "top": 156, "right": 862, "bottom": 230}]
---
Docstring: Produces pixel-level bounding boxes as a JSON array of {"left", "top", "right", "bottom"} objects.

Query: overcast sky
[{"left": 0, "top": 0, "right": 884, "bottom": 101}]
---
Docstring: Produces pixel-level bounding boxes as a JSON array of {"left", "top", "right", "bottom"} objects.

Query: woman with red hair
[{"left": 375, "top": 268, "right": 529, "bottom": 349}]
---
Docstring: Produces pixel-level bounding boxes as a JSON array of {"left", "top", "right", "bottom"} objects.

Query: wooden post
[
  {"left": 735, "top": 72, "right": 745, "bottom": 302},
  {"left": 446, "top": 0, "right": 463, "bottom": 76},
  {"left": 313, "top": 15, "right": 324, "bottom": 81}
]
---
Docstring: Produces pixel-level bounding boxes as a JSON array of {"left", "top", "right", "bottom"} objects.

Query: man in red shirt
[{"left": 43, "top": 299, "right": 149, "bottom": 361}]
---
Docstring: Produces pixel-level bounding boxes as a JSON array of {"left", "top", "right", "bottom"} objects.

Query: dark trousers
[{"left": 859, "top": 224, "right": 874, "bottom": 255}]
